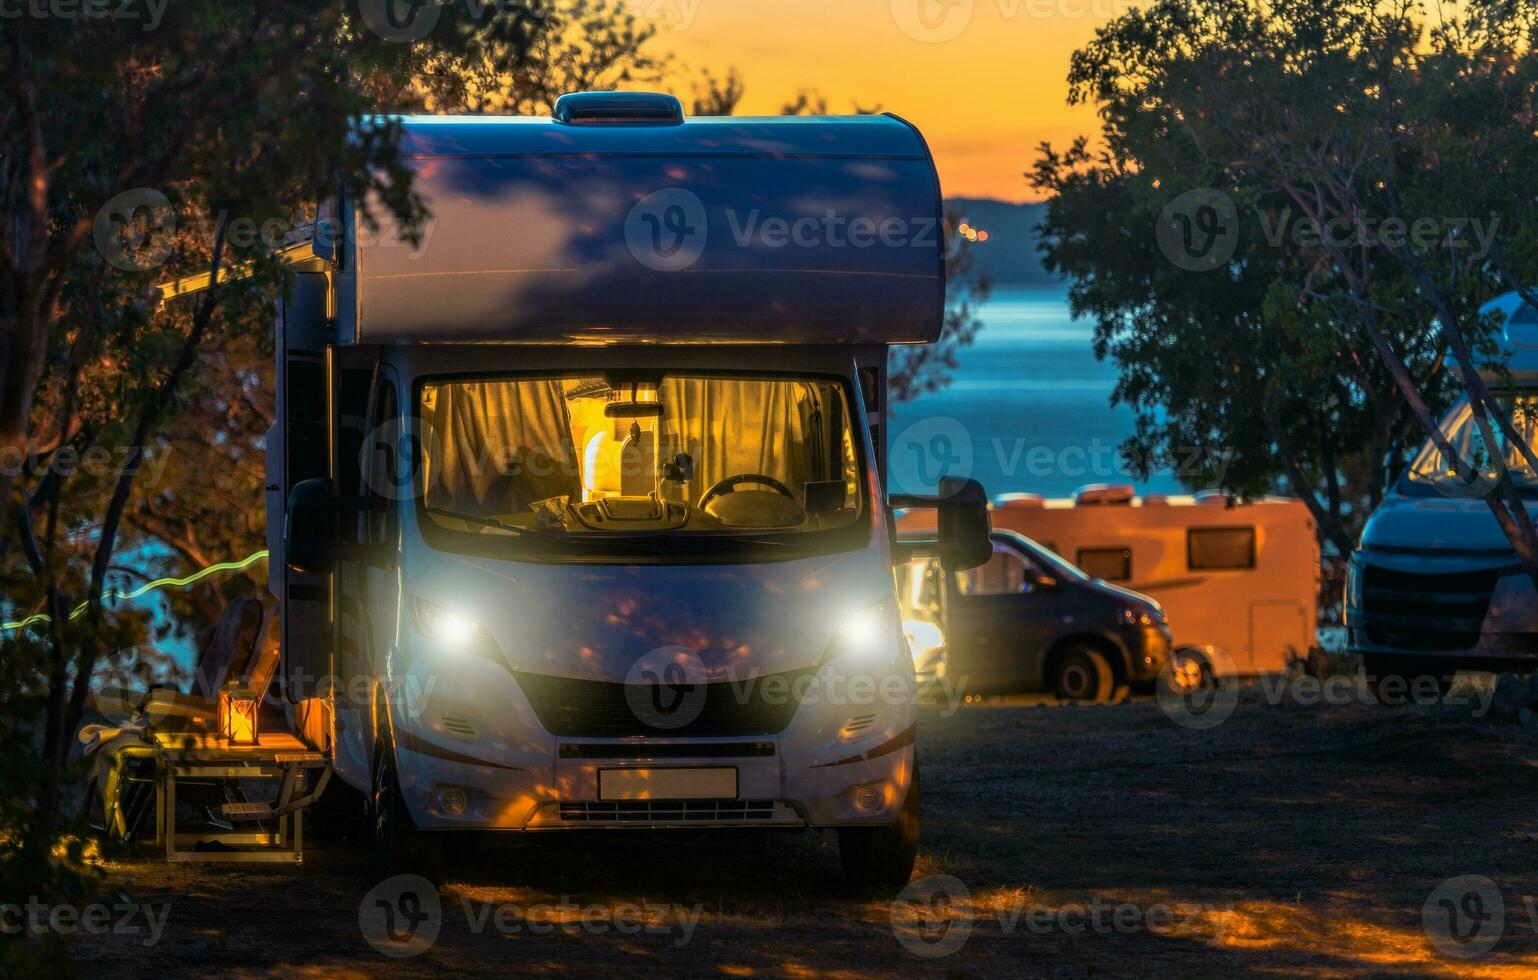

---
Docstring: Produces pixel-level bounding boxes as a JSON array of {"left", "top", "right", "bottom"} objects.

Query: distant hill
[{"left": 944, "top": 197, "right": 1058, "bottom": 286}]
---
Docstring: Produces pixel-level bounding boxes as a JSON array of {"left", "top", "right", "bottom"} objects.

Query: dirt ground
[{"left": 68, "top": 680, "right": 1538, "bottom": 978}]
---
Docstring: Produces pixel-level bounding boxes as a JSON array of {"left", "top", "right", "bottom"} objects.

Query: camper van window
[
  {"left": 1188, "top": 526, "right": 1256, "bottom": 570},
  {"left": 1077, "top": 547, "right": 1132, "bottom": 582},
  {"left": 414, "top": 374, "right": 867, "bottom": 559},
  {"left": 1406, "top": 395, "right": 1538, "bottom": 495}
]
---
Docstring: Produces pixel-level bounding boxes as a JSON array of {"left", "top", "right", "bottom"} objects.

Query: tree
[
  {"left": 0, "top": 1, "right": 544, "bottom": 909},
  {"left": 1039, "top": 0, "right": 1538, "bottom": 581}
]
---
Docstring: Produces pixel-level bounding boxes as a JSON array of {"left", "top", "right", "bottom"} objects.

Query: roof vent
[
  {"left": 1074, "top": 484, "right": 1135, "bottom": 506},
  {"left": 1142, "top": 494, "right": 1170, "bottom": 506},
  {"left": 553, "top": 91, "right": 684, "bottom": 126},
  {"left": 994, "top": 492, "right": 1045, "bottom": 510},
  {"left": 1194, "top": 489, "right": 1234, "bottom": 506}
]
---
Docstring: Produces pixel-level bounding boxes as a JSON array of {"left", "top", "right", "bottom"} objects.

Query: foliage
[{"left": 1034, "top": 0, "right": 1538, "bottom": 575}]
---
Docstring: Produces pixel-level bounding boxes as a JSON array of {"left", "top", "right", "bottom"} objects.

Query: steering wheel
[{"left": 697, "top": 473, "right": 797, "bottom": 510}]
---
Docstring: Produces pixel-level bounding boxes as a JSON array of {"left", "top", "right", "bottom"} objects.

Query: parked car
[
  {"left": 1347, "top": 290, "right": 1538, "bottom": 697},
  {"left": 897, "top": 530, "right": 1172, "bottom": 701},
  {"left": 901, "top": 487, "right": 1318, "bottom": 680}
]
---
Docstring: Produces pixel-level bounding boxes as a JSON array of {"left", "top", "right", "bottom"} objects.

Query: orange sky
[{"left": 657, "top": 0, "right": 1124, "bottom": 201}]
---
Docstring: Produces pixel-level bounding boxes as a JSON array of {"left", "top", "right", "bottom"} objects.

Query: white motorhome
[
  {"left": 1347, "top": 291, "right": 1538, "bottom": 694},
  {"left": 263, "top": 94, "right": 990, "bottom": 885},
  {"left": 903, "top": 486, "right": 1318, "bottom": 681}
]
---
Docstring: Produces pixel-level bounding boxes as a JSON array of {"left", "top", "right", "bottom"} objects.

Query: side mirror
[
  {"left": 935, "top": 477, "right": 992, "bottom": 571},
  {"left": 285, "top": 478, "right": 340, "bottom": 575},
  {"left": 891, "top": 477, "right": 992, "bottom": 572}
]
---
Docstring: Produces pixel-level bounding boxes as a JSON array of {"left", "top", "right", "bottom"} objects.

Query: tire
[
  {"left": 1361, "top": 655, "right": 1453, "bottom": 706},
  {"left": 1051, "top": 646, "right": 1116, "bottom": 702},
  {"left": 839, "top": 769, "right": 920, "bottom": 889},
  {"left": 370, "top": 732, "right": 442, "bottom": 883}
]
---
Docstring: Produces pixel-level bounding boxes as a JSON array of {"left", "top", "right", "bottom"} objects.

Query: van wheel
[
  {"left": 1051, "top": 646, "right": 1115, "bottom": 702},
  {"left": 1362, "top": 655, "right": 1453, "bottom": 706},
  {"left": 838, "top": 770, "right": 920, "bottom": 889},
  {"left": 370, "top": 734, "right": 442, "bottom": 883}
]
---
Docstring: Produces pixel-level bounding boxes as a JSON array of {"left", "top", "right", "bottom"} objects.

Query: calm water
[{"left": 889, "top": 284, "right": 1183, "bottom": 501}]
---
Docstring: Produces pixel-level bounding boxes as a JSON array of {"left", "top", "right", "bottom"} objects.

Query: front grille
[
  {"left": 558, "top": 799, "right": 776, "bottom": 823},
  {"left": 1362, "top": 564, "right": 1500, "bottom": 651},
  {"left": 514, "top": 667, "right": 811, "bottom": 738},
  {"left": 558, "top": 742, "right": 775, "bottom": 760}
]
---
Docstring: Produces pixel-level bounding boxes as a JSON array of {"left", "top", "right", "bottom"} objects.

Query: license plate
[{"left": 598, "top": 767, "right": 737, "bottom": 801}]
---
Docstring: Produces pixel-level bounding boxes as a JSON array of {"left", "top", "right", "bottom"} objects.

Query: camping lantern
[{"left": 219, "top": 685, "right": 260, "bottom": 745}]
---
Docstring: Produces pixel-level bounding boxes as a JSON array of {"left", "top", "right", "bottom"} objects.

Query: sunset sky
[{"left": 660, "top": 0, "right": 1123, "bottom": 202}]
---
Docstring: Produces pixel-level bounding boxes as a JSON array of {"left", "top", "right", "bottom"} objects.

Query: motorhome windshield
[
  {"left": 416, "top": 373, "right": 867, "bottom": 559},
  {"left": 1407, "top": 395, "right": 1538, "bottom": 494}
]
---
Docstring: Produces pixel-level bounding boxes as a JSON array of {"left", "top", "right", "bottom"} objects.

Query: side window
[
  {"left": 1077, "top": 547, "right": 1132, "bottom": 582},
  {"left": 955, "top": 544, "right": 1030, "bottom": 595},
  {"left": 1188, "top": 526, "right": 1256, "bottom": 570},
  {"left": 364, "top": 380, "right": 399, "bottom": 546}
]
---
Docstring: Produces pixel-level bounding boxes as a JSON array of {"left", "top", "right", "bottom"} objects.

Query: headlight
[
  {"left": 1345, "top": 553, "right": 1364, "bottom": 609},
  {"left": 414, "top": 597, "right": 500, "bottom": 661},
  {"left": 1119, "top": 605, "right": 1162, "bottom": 627},
  {"left": 825, "top": 599, "right": 905, "bottom": 666}
]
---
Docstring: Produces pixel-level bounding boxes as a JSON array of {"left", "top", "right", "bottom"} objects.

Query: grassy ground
[{"left": 69, "top": 681, "right": 1538, "bottom": 978}]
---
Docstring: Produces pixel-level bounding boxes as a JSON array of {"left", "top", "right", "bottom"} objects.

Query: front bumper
[
  {"left": 1346, "top": 550, "right": 1538, "bottom": 670},
  {"left": 388, "top": 654, "right": 918, "bottom": 832},
  {"left": 1120, "top": 624, "right": 1173, "bottom": 682}
]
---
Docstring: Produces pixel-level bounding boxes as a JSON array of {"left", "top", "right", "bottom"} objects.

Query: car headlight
[
  {"left": 1345, "top": 553, "right": 1364, "bottom": 609},
  {"left": 1119, "top": 605, "right": 1163, "bottom": 627},
  {"left": 414, "top": 597, "right": 501, "bottom": 661},
  {"left": 824, "top": 598, "right": 906, "bottom": 667}
]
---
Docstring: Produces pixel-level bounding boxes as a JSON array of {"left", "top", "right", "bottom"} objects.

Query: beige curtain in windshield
[
  {"left": 425, "top": 380, "right": 579, "bottom": 515},
  {"left": 657, "top": 379, "right": 818, "bottom": 503}
]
